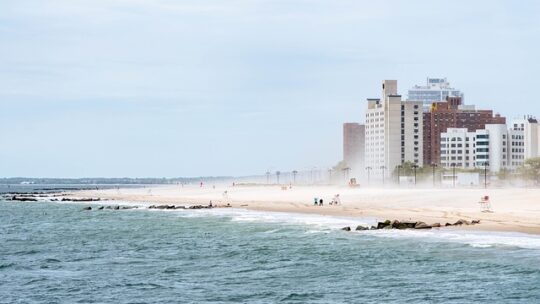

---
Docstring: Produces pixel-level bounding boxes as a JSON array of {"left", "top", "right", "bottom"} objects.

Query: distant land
[{"left": 0, "top": 177, "right": 234, "bottom": 185}]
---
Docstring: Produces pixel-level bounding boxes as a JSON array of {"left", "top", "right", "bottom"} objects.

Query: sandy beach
[{"left": 69, "top": 184, "right": 540, "bottom": 235}]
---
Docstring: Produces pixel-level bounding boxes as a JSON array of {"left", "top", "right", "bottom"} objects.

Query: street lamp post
[
  {"left": 413, "top": 164, "right": 418, "bottom": 186},
  {"left": 483, "top": 162, "right": 489, "bottom": 189},
  {"left": 451, "top": 163, "right": 456, "bottom": 188},
  {"left": 366, "top": 166, "right": 372, "bottom": 186},
  {"left": 292, "top": 170, "right": 298, "bottom": 184},
  {"left": 276, "top": 171, "right": 281, "bottom": 185},
  {"left": 380, "top": 166, "right": 386, "bottom": 186},
  {"left": 342, "top": 167, "right": 351, "bottom": 183},
  {"left": 431, "top": 163, "right": 437, "bottom": 187},
  {"left": 397, "top": 165, "right": 402, "bottom": 185}
]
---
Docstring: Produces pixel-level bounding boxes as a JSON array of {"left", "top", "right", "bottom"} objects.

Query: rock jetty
[{"left": 342, "top": 219, "right": 481, "bottom": 232}]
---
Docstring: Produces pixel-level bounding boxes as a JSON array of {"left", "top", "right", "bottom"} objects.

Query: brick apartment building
[{"left": 423, "top": 96, "right": 506, "bottom": 165}]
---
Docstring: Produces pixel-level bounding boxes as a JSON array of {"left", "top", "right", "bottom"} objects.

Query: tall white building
[
  {"left": 510, "top": 117, "right": 539, "bottom": 160},
  {"left": 407, "top": 77, "right": 463, "bottom": 109},
  {"left": 365, "top": 80, "right": 423, "bottom": 176}
]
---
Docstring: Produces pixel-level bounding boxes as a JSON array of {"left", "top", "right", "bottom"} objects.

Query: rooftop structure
[{"left": 408, "top": 77, "right": 464, "bottom": 107}]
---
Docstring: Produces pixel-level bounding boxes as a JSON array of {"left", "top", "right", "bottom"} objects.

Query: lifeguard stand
[{"left": 479, "top": 195, "right": 493, "bottom": 213}]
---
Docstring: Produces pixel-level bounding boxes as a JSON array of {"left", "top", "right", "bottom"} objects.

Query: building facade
[
  {"left": 423, "top": 96, "right": 506, "bottom": 166},
  {"left": 407, "top": 77, "right": 463, "bottom": 107},
  {"left": 343, "top": 123, "right": 365, "bottom": 175},
  {"left": 440, "top": 122, "right": 527, "bottom": 173},
  {"left": 365, "top": 80, "right": 423, "bottom": 177},
  {"left": 510, "top": 117, "right": 539, "bottom": 160}
]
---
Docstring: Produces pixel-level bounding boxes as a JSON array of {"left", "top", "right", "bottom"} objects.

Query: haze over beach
[{"left": 2, "top": 1, "right": 540, "bottom": 303}]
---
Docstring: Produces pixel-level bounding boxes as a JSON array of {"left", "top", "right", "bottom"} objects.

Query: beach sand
[{"left": 71, "top": 184, "right": 540, "bottom": 234}]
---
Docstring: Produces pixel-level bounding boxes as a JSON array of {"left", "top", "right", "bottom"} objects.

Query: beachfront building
[
  {"left": 440, "top": 128, "right": 477, "bottom": 169},
  {"left": 440, "top": 123, "right": 527, "bottom": 173},
  {"left": 440, "top": 127, "right": 500, "bottom": 172},
  {"left": 510, "top": 117, "right": 540, "bottom": 160},
  {"left": 423, "top": 96, "right": 506, "bottom": 166},
  {"left": 365, "top": 80, "right": 423, "bottom": 178},
  {"left": 343, "top": 123, "right": 365, "bottom": 176},
  {"left": 407, "top": 77, "right": 464, "bottom": 108}
]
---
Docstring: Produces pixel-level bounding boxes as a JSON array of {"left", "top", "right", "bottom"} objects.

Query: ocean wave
[
  {"left": 113, "top": 202, "right": 540, "bottom": 250},
  {"left": 193, "top": 208, "right": 540, "bottom": 250},
  {"left": 364, "top": 228, "right": 540, "bottom": 250}
]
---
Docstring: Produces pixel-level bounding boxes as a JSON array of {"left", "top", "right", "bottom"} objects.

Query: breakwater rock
[
  {"left": 343, "top": 219, "right": 481, "bottom": 232},
  {"left": 82, "top": 204, "right": 220, "bottom": 211},
  {"left": 148, "top": 204, "right": 214, "bottom": 210}
]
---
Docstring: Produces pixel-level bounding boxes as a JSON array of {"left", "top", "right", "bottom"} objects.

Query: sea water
[{"left": 1, "top": 197, "right": 540, "bottom": 303}]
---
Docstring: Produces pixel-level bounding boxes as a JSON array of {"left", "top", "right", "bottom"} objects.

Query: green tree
[{"left": 519, "top": 157, "right": 540, "bottom": 184}]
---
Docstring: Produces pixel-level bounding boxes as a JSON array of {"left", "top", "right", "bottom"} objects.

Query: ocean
[{"left": 1, "top": 187, "right": 540, "bottom": 303}]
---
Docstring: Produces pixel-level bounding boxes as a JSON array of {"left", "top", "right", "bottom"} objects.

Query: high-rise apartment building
[
  {"left": 343, "top": 123, "right": 365, "bottom": 175},
  {"left": 408, "top": 77, "right": 464, "bottom": 107},
  {"left": 423, "top": 96, "right": 506, "bottom": 166},
  {"left": 365, "top": 80, "right": 423, "bottom": 176}
]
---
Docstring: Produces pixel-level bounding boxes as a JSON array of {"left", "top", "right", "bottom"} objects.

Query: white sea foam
[
  {"left": 175, "top": 207, "right": 374, "bottom": 230},
  {"left": 179, "top": 207, "right": 540, "bottom": 250},
  {"left": 365, "top": 228, "right": 540, "bottom": 250}
]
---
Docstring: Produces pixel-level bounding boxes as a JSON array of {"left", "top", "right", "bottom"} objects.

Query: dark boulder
[
  {"left": 341, "top": 226, "right": 351, "bottom": 231},
  {"left": 83, "top": 206, "right": 92, "bottom": 211},
  {"left": 453, "top": 219, "right": 470, "bottom": 226},
  {"left": 113, "top": 206, "right": 120, "bottom": 210},
  {"left": 377, "top": 220, "right": 392, "bottom": 229},
  {"left": 471, "top": 219, "right": 480, "bottom": 225},
  {"left": 395, "top": 221, "right": 416, "bottom": 229},
  {"left": 98, "top": 206, "right": 104, "bottom": 210},
  {"left": 414, "top": 222, "right": 432, "bottom": 229},
  {"left": 12, "top": 196, "right": 38, "bottom": 202},
  {"left": 431, "top": 223, "right": 441, "bottom": 228},
  {"left": 356, "top": 225, "right": 369, "bottom": 231}
]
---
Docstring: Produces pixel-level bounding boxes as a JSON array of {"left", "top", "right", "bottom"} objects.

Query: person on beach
[
  {"left": 313, "top": 197, "right": 318, "bottom": 206},
  {"left": 332, "top": 194, "right": 341, "bottom": 206},
  {"left": 319, "top": 199, "right": 323, "bottom": 206}
]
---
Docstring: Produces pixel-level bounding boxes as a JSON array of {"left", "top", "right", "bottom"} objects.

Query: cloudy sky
[{"left": 1, "top": 0, "right": 539, "bottom": 177}]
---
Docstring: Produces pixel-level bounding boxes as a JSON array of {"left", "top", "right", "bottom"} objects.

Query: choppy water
[{"left": 2, "top": 199, "right": 540, "bottom": 303}]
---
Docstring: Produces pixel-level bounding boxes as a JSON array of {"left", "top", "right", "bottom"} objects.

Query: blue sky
[{"left": 1, "top": 0, "right": 539, "bottom": 177}]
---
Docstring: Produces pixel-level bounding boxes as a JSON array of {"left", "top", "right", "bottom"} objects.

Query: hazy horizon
[{"left": 2, "top": 0, "right": 540, "bottom": 178}]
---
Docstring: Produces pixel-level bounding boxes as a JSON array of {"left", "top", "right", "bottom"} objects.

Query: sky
[{"left": 1, "top": 0, "right": 539, "bottom": 178}]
